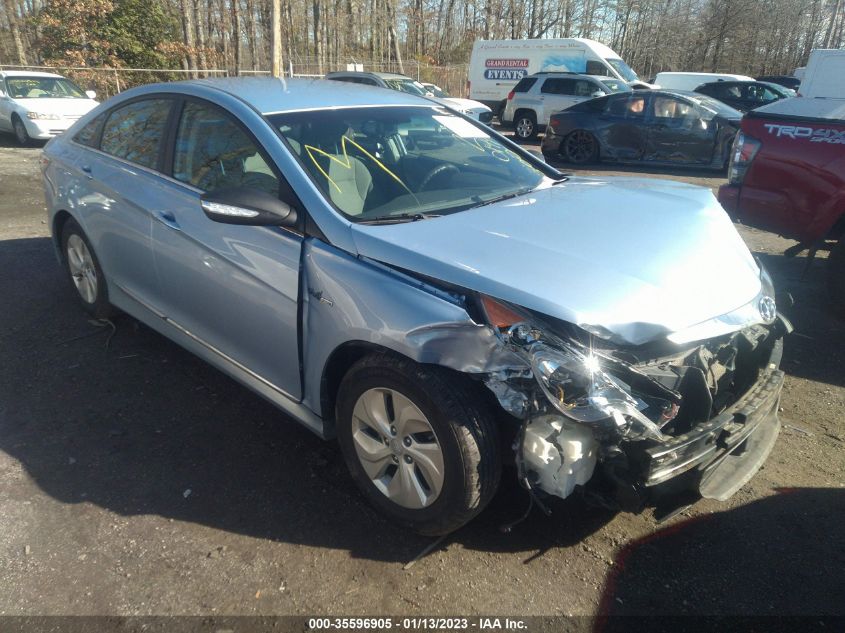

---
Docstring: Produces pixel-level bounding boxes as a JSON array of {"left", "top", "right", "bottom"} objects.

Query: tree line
[{"left": 1, "top": 0, "right": 843, "bottom": 82}]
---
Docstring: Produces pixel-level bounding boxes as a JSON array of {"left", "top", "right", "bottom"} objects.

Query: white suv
[{"left": 502, "top": 72, "right": 631, "bottom": 141}]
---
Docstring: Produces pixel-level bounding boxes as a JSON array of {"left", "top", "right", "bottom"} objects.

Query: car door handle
[
  {"left": 155, "top": 211, "right": 181, "bottom": 231},
  {"left": 80, "top": 165, "right": 93, "bottom": 178}
]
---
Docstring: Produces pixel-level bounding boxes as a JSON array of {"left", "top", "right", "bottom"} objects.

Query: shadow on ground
[
  {"left": 0, "top": 131, "right": 46, "bottom": 149},
  {"left": 0, "top": 236, "right": 614, "bottom": 565},
  {"left": 754, "top": 249, "right": 845, "bottom": 388},
  {"left": 596, "top": 487, "right": 845, "bottom": 622}
]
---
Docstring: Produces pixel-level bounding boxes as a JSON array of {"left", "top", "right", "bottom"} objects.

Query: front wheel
[
  {"left": 336, "top": 353, "right": 501, "bottom": 535},
  {"left": 12, "top": 116, "right": 30, "bottom": 146},
  {"left": 513, "top": 112, "right": 537, "bottom": 142},
  {"left": 562, "top": 130, "right": 599, "bottom": 164}
]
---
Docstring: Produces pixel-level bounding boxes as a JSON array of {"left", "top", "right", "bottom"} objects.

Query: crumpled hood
[{"left": 350, "top": 177, "right": 764, "bottom": 345}]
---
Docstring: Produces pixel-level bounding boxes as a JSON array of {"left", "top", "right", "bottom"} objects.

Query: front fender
[{"left": 301, "top": 239, "right": 524, "bottom": 419}]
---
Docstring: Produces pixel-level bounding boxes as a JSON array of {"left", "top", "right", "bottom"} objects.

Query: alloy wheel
[
  {"left": 350, "top": 387, "right": 445, "bottom": 509},
  {"left": 515, "top": 117, "right": 535, "bottom": 139},
  {"left": 66, "top": 234, "right": 98, "bottom": 304},
  {"left": 564, "top": 130, "right": 597, "bottom": 163},
  {"left": 14, "top": 119, "right": 28, "bottom": 146}
]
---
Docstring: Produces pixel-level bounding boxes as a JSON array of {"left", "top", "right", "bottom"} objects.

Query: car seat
[{"left": 303, "top": 121, "right": 372, "bottom": 215}]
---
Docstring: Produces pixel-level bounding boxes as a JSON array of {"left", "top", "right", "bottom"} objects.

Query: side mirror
[
  {"left": 85, "top": 90, "right": 97, "bottom": 99},
  {"left": 591, "top": 90, "right": 605, "bottom": 98},
  {"left": 200, "top": 187, "right": 298, "bottom": 226}
]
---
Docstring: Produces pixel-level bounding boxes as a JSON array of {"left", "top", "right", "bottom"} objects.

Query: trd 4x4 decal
[{"left": 763, "top": 123, "right": 845, "bottom": 144}]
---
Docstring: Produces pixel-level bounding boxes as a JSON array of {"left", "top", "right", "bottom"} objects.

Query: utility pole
[{"left": 272, "top": 0, "right": 283, "bottom": 77}]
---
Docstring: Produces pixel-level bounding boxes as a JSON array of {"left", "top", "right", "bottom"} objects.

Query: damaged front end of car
[{"left": 478, "top": 278, "right": 791, "bottom": 516}]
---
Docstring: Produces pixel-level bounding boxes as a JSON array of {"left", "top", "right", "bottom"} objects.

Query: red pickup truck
[{"left": 718, "top": 98, "right": 845, "bottom": 311}]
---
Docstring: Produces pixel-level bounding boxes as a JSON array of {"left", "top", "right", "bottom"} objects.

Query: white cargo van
[
  {"left": 468, "top": 38, "right": 648, "bottom": 115},
  {"left": 653, "top": 72, "right": 754, "bottom": 91},
  {"left": 799, "top": 49, "right": 845, "bottom": 98}
]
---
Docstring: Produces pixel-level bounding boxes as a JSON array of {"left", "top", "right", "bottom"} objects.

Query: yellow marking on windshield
[{"left": 304, "top": 136, "right": 418, "bottom": 204}]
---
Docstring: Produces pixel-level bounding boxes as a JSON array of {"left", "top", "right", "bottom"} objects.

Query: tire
[
  {"left": 61, "top": 219, "right": 115, "bottom": 319},
  {"left": 513, "top": 111, "right": 537, "bottom": 142},
  {"left": 336, "top": 353, "right": 501, "bottom": 535},
  {"left": 827, "top": 238, "right": 845, "bottom": 316},
  {"left": 12, "top": 115, "right": 30, "bottom": 147},
  {"left": 562, "top": 129, "right": 599, "bottom": 164}
]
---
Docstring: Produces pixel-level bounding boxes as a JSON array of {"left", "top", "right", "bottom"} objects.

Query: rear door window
[
  {"left": 100, "top": 99, "right": 172, "bottom": 169},
  {"left": 172, "top": 100, "right": 279, "bottom": 196},
  {"left": 710, "top": 83, "right": 742, "bottom": 100},
  {"left": 541, "top": 78, "right": 575, "bottom": 95},
  {"left": 512, "top": 77, "right": 538, "bottom": 93}
]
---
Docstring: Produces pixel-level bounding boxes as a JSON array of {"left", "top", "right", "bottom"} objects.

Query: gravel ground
[{"left": 0, "top": 131, "right": 842, "bottom": 619}]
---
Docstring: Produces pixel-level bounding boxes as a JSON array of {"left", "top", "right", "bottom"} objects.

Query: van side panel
[
  {"left": 799, "top": 50, "right": 845, "bottom": 99},
  {"left": 469, "top": 38, "right": 622, "bottom": 104}
]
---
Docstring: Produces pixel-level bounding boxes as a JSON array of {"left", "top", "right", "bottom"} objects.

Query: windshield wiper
[
  {"left": 470, "top": 187, "right": 534, "bottom": 209},
  {"left": 358, "top": 212, "right": 441, "bottom": 225}
]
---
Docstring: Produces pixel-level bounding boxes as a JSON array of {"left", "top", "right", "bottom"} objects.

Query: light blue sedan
[{"left": 42, "top": 78, "right": 788, "bottom": 534}]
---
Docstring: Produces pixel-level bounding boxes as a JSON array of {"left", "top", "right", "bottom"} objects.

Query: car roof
[
  {"left": 0, "top": 70, "right": 64, "bottom": 79},
  {"left": 325, "top": 71, "right": 413, "bottom": 80},
  {"left": 174, "top": 77, "right": 432, "bottom": 114},
  {"left": 696, "top": 80, "right": 753, "bottom": 87}
]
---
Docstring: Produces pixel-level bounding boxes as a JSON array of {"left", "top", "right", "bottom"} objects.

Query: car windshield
[
  {"left": 605, "top": 58, "right": 638, "bottom": 82},
  {"left": 5, "top": 76, "right": 86, "bottom": 99},
  {"left": 690, "top": 94, "right": 742, "bottom": 118},
  {"left": 600, "top": 78, "right": 632, "bottom": 93},
  {"left": 383, "top": 78, "right": 428, "bottom": 96},
  {"left": 269, "top": 106, "right": 546, "bottom": 223}
]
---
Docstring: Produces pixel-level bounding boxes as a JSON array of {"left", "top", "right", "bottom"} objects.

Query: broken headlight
[
  {"left": 525, "top": 340, "right": 666, "bottom": 441},
  {"left": 480, "top": 295, "right": 671, "bottom": 441}
]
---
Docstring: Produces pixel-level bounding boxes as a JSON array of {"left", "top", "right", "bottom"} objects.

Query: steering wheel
[{"left": 419, "top": 164, "right": 460, "bottom": 191}]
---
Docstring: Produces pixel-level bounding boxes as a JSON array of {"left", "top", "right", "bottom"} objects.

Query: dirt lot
[{"left": 0, "top": 131, "right": 843, "bottom": 620}]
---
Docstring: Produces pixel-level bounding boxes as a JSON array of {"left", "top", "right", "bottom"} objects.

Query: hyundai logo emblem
[{"left": 759, "top": 295, "right": 777, "bottom": 323}]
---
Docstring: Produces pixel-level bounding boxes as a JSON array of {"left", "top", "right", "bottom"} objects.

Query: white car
[
  {"left": 438, "top": 96, "right": 493, "bottom": 123},
  {"left": 325, "top": 71, "right": 493, "bottom": 123},
  {"left": 0, "top": 71, "right": 98, "bottom": 145}
]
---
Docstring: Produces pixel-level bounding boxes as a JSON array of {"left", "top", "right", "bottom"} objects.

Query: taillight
[
  {"left": 549, "top": 117, "right": 560, "bottom": 131},
  {"left": 507, "top": 90, "right": 515, "bottom": 100},
  {"left": 728, "top": 131, "right": 761, "bottom": 185}
]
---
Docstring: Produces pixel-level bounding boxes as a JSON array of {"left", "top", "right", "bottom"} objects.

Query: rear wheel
[
  {"left": 336, "top": 353, "right": 501, "bottom": 535},
  {"left": 513, "top": 111, "right": 537, "bottom": 142},
  {"left": 562, "top": 130, "right": 598, "bottom": 164},
  {"left": 61, "top": 219, "right": 115, "bottom": 319},
  {"left": 827, "top": 238, "right": 845, "bottom": 316}
]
